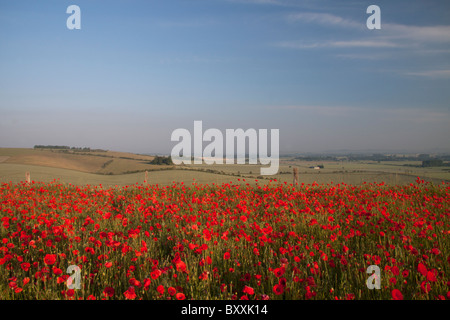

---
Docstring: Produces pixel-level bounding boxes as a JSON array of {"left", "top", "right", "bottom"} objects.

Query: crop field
[
  {"left": 0, "top": 178, "right": 448, "bottom": 300},
  {"left": 1, "top": 148, "right": 449, "bottom": 188}
]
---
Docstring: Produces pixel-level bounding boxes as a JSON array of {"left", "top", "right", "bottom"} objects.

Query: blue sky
[{"left": 1, "top": 0, "right": 449, "bottom": 154}]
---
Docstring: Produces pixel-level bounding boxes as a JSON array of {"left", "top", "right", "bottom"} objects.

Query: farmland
[
  {"left": 0, "top": 179, "right": 448, "bottom": 300},
  {"left": 0, "top": 147, "right": 449, "bottom": 300},
  {"left": 0, "top": 148, "right": 449, "bottom": 187}
]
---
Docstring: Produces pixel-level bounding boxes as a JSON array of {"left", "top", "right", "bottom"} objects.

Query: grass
[
  {"left": 0, "top": 163, "right": 252, "bottom": 187},
  {"left": 0, "top": 148, "right": 449, "bottom": 187}
]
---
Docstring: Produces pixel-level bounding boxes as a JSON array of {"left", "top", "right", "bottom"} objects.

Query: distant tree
[
  {"left": 149, "top": 156, "right": 173, "bottom": 165},
  {"left": 422, "top": 159, "right": 443, "bottom": 167}
]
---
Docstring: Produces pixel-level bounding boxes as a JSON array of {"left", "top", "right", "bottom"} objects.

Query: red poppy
[
  {"left": 392, "top": 289, "right": 403, "bottom": 300},
  {"left": 157, "top": 285, "right": 165, "bottom": 295},
  {"left": 418, "top": 263, "right": 427, "bottom": 277},
  {"left": 124, "top": 286, "right": 136, "bottom": 300},
  {"left": 176, "top": 292, "right": 186, "bottom": 300},
  {"left": 21, "top": 263, "right": 31, "bottom": 271},
  {"left": 273, "top": 267, "right": 285, "bottom": 277},
  {"left": 273, "top": 284, "right": 284, "bottom": 295},
  {"left": 66, "top": 289, "right": 75, "bottom": 297},
  {"left": 243, "top": 286, "right": 254, "bottom": 295},
  {"left": 44, "top": 254, "right": 56, "bottom": 266},
  {"left": 151, "top": 269, "right": 162, "bottom": 279},
  {"left": 224, "top": 252, "right": 230, "bottom": 260},
  {"left": 421, "top": 281, "right": 431, "bottom": 294},
  {"left": 427, "top": 271, "right": 437, "bottom": 282},
  {"left": 176, "top": 260, "right": 187, "bottom": 273},
  {"left": 129, "top": 278, "right": 141, "bottom": 287},
  {"left": 103, "top": 287, "right": 115, "bottom": 298},
  {"left": 391, "top": 266, "right": 399, "bottom": 276},
  {"left": 168, "top": 287, "right": 176, "bottom": 296}
]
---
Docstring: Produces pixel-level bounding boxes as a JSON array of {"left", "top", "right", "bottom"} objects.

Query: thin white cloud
[
  {"left": 384, "top": 23, "right": 450, "bottom": 43},
  {"left": 275, "top": 39, "right": 400, "bottom": 49},
  {"left": 287, "top": 12, "right": 360, "bottom": 28},
  {"left": 335, "top": 53, "right": 391, "bottom": 60},
  {"left": 278, "top": 12, "right": 450, "bottom": 51},
  {"left": 403, "top": 69, "right": 450, "bottom": 78}
]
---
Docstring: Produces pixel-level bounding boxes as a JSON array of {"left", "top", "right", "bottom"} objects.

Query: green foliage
[
  {"left": 149, "top": 156, "right": 174, "bottom": 165},
  {"left": 422, "top": 159, "right": 443, "bottom": 167}
]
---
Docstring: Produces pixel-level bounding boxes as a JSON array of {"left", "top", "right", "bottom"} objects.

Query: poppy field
[{"left": 0, "top": 178, "right": 449, "bottom": 300}]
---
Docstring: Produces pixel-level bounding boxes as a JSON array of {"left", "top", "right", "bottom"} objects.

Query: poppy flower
[
  {"left": 421, "top": 281, "right": 431, "bottom": 294},
  {"left": 418, "top": 263, "right": 427, "bottom": 277},
  {"left": 224, "top": 252, "right": 230, "bottom": 260},
  {"left": 157, "top": 285, "right": 165, "bottom": 295},
  {"left": 243, "top": 286, "right": 254, "bottom": 295},
  {"left": 392, "top": 289, "right": 403, "bottom": 300},
  {"left": 168, "top": 287, "right": 176, "bottom": 296},
  {"left": 427, "top": 271, "right": 437, "bottom": 282},
  {"left": 273, "top": 267, "right": 285, "bottom": 277},
  {"left": 129, "top": 278, "right": 141, "bottom": 287},
  {"left": 44, "top": 254, "right": 56, "bottom": 266},
  {"left": 103, "top": 287, "right": 115, "bottom": 298},
  {"left": 176, "top": 292, "right": 186, "bottom": 300},
  {"left": 21, "top": 263, "right": 31, "bottom": 271},
  {"left": 175, "top": 260, "right": 187, "bottom": 273},
  {"left": 151, "top": 269, "right": 162, "bottom": 279},
  {"left": 124, "top": 287, "right": 136, "bottom": 300},
  {"left": 273, "top": 284, "right": 284, "bottom": 295}
]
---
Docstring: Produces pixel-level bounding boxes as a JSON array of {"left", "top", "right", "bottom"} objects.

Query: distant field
[
  {"left": 0, "top": 148, "right": 165, "bottom": 175},
  {"left": 0, "top": 163, "right": 255, "bottom": 187},
  {"left": 0, "top": 148, "right": 449, "bottom": 186}
]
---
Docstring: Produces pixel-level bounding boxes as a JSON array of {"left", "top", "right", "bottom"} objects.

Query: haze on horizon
[{"left": 1, "top": 0, "right": 449, "bottom": 155}]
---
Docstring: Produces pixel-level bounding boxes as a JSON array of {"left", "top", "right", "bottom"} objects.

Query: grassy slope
[
  {"left": 0, "top": 148, "right": 449, "bottom": 186},
  {"left": 0, "top": 148, "right": 166, "bottom": 175}
]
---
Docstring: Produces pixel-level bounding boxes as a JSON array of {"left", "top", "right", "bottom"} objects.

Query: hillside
[
  {"left": 0, "top": 148, "right": 164, "bottom": 175},
  {"left": 1, "top": 148, "right": 449, "bottom": 187}
]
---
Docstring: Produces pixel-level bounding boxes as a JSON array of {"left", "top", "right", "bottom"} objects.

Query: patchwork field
[{"left": 0, "top": 148, "right": 449, "bottom": 187}]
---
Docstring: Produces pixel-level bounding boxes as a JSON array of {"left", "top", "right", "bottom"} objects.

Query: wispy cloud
[
  {"left": 275, "top": 39, "right": 400, "bottom": 49},
  {"left": 278, "top": 12, "right": 450, "bottom": 51},
  {"left": 335, "top": 52, "right": 391, "bottom": 60},
  {"left": 384, "top": 23, "right": 450, "bottom": 43},
  {"left": 287, "top": 12, "right": 360, "bottom": 28},
  {"left": 403, "top": 69, "right": 450, "bottom": 78}
]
